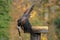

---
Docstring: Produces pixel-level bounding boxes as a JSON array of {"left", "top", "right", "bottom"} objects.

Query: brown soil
[{"left": 9, "top": 10, "right": 20, "bottom": 40}]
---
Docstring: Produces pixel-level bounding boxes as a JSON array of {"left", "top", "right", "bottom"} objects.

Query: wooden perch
[{"left": 32, "top": 26, "right": 48, "bottom": 33}]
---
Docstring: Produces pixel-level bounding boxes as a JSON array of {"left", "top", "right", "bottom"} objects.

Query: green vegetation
[
  {"left": 54, "top": 16, "right": 60, "bottom": 40},
  {"left": 0, "top": 0, "right": 12, "bottom": 40}
]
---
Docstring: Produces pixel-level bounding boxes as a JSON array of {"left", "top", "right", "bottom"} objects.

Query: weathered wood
[
  {"left": 32, "top": 26, "right": 48, "bottom": 33},
  {"left": 30, "top": 33, "right": 41, "bottom": 40},
  {"left": 30, "top": 26, "right": 48, "bottom": 40},
  {"left": 32, "top": 26, "right": 48, "bottom": 30}
]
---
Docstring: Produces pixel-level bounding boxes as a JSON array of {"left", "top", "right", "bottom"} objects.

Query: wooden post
[
  {"left": 30, "top": 26, "right": 48, "bottom": 40},
  {"left": 30, "top": 33, "right": 41, "bottom": 40}
]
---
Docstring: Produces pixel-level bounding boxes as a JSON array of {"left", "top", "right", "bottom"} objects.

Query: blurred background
[{"left": 0, "top": 0, "right": 60, "bottom": 40}]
